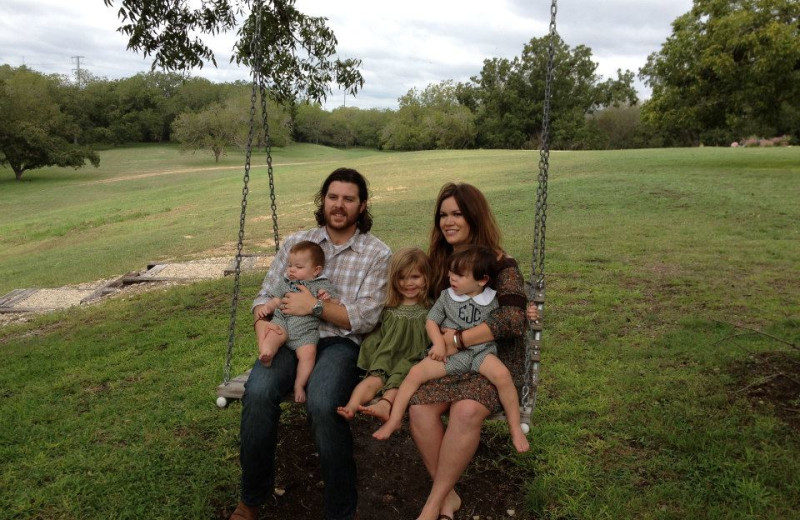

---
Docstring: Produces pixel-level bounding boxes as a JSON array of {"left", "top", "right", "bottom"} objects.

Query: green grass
[{"left": 1, "top": 144, "right": 799, "bottom": 519}]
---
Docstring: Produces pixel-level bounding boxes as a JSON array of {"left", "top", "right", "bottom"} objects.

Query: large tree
[
  {"left": 640, "top": 0, "right": 800, "bottom": 146},
  {"left": 465, "top": 36, "right": 638, "bottom": 149},
  {"left": 0, "top": 66, "right": 99, "bottom": 180},
  {"left": 105, "top": 0, "right": 363, "bottom": 104}
]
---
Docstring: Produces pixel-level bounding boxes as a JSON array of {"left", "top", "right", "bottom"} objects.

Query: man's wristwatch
[{"left": 311, "top": 299, "right": 324, "bottom": 317}]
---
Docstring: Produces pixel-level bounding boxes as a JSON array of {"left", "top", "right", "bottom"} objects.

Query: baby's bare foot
[{"left": 294, "top": 386, "right": 307, "bottom": 403}]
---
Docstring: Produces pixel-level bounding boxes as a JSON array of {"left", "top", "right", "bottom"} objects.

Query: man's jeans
[{"left": 240, "top": 336, "right": 360, "bottom": 520}]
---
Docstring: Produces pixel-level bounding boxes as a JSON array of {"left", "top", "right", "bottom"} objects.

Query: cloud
[{"left": 1, "top": 0, "right": 693, "bottom": 108}]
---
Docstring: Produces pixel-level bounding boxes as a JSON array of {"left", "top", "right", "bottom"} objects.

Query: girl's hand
[
  {"left": 527, "top": 302, "right": 540, "bottom": 322},
  {"left": 317, "top": 289, "right": 332, "bottom": 302}
]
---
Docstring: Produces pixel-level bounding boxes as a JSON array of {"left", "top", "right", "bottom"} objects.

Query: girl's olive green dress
[{"left": 357, "top": 304, "right": 429, "bottom": 392}]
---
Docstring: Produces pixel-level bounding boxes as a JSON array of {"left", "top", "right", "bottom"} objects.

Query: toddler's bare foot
[
  {"left": 336, "top": 406, "right": 356, "bottom": 421},
  {"left": 294, "top": 385, "right": 307, "bottom": 403},
  {"left": 357, "top": 397, "right": 392, "bottom": 422},
  {"left": 372, "top": 419, "right": 401, "bottom": 440},
  {"left": 512, "top": 428, "right": 530, "bottom": 453}
]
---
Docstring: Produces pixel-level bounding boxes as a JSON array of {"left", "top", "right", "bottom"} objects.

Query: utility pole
[
  {"left": 71, "top": 56, "right": 85, "bottom": 145},
  {"left": 71, "top": 56, "right": 85, "bottom": 88}
]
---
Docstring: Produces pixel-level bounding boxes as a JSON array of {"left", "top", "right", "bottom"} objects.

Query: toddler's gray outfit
[
  {"left": 271, "top": 276, "right": 337, "bottom": 350},
  {"left": 427, "top": 287, "right": 499, "bottom": 375}
]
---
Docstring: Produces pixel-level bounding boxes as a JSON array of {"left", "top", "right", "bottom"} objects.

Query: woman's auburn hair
[
  {"left": 428, "top": 182, "right": 503, "bottom": 295},
  {"left": 384, "top": 247, "right": 433, "bottom": 308}
]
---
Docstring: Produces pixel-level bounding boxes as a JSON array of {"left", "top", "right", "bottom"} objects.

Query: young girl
[
  {"left": 373, "top": 246, "right": 530, "bottom": 453},
  {"left": 336, "top": 247, "right": 432, "bottom": 422}
]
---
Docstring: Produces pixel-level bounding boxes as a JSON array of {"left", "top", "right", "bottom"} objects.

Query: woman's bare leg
[{"left": 411, "top": 400, "right": 488, "bottom": 520}]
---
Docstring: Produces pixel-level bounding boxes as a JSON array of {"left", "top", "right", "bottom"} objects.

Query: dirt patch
[
  {"left": 217, "top": 408, "right": 533, "bottom": 519},
  {"left": 728, "top": 351, "right": 800, "bottom": 432}
]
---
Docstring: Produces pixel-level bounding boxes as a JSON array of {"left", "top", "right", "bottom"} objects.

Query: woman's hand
[
  {"left": 441, "top": 328, "right": 459, "bottom": 356},
  {"left": 527, "top": 302, "right": 540, "bottom": 322}
]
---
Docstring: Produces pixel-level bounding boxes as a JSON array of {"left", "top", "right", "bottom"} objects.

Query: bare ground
[{"left": 214, "top": 406, "right": 533, "bottom": 520}]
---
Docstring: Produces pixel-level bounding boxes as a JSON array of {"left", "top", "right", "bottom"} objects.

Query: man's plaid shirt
[{"left": 253, "top": 226, "right": 391, "bottom": 345}]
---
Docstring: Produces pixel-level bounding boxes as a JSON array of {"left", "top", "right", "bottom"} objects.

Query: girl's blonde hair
[{"left": 385, "top": 247, "right": 433, "bottom": 308}]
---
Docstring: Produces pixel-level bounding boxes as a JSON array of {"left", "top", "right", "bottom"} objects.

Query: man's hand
[{"left": 281, "top": 284, "right": 316, "bottom": 316}]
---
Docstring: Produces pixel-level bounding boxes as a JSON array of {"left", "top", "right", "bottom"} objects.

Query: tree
[
  {"left": 105, "top": 0, "right": 363, "bottom": 104},
  {"left": 172, "top": 103, "right": 240, "bottom": 162},
  {"left": 172, "top": 91, "right": 291, "bottom": 161},
  {"left": 381, "top": 81, "right": 476, "bottom": 151},
  {"left": 640, "top": 0, "right": 800, "bottom": 146},
  {"left": 467, "top": 36, "right": 638, "bottom": 149},
  {"left": 0, "top": 66, "right": 99, "bottom": 180}
]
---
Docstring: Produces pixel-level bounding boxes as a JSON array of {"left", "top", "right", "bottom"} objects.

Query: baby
[{"left": 254, "top": 240, "right": 337, "bottom": 402}]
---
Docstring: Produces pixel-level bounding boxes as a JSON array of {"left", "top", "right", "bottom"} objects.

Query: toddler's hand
[{"left": 428, "top": 345, "right": 446, "bottom": 362}]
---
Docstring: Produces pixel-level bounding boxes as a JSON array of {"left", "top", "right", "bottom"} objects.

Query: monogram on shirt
[{"left": 458, "top": 302, "right": 484, "bottom": 325}]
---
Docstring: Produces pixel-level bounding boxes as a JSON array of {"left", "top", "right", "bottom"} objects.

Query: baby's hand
[{"left": 255, "top": 305, "right": 271, "bottom": 319}]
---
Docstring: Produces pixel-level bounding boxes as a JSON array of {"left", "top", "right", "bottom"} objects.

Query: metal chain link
[
  {"left": 522, "top": 0, "right": 557, "bottom": 412},
  {"left": 258, "top": 74, "right": 280, "bottom": 251},
  {"left": 223, "top": 0, "right": 266, "bottom": 385}
]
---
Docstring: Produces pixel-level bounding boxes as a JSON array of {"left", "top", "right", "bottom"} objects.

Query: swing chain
[
  {"left": 522, "top": 0, "right": 556, "bottom": 413},
  {"left": 532, "top": 0, "right": 556, "bottom": 291},
  {"left": 258, "top": 70, "right": 280, "bottom": 252},
  {"left": 224, "top": 0, "right": 267, "bottom": 385}
]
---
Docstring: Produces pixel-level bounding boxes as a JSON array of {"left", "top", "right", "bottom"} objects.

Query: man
[{"left": 231, "top": 168, "right": 391, "bottom": 520}]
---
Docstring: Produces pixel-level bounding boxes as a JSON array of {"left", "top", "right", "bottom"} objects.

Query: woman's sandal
[{"left": 437, "top": 516, "right": 453, "bottom": 520}]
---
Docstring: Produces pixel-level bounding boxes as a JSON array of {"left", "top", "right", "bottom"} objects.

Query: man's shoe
[{"left": 230, "top": 501, "right": 258, "bottom": 520}]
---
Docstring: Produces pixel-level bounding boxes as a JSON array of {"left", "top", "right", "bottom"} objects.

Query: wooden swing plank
[{"left": 217, "top": 369, "right": 251, "bottom": 400}]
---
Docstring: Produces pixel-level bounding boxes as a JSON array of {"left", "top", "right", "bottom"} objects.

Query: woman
[{"left": 408, "top": 182, "right": 534, "bottom": 520}]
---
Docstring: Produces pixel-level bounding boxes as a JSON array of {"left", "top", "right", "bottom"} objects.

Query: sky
[{"left": 0, "top": 0, "right": 694, "bottom": 110}]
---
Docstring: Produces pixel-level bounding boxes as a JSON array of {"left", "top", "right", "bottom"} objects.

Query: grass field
[{"left": 1, "top": 144, "right": 799, "bottom": 519}]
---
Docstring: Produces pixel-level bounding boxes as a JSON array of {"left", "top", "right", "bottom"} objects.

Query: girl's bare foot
[
  {"left": 512, "top": 428, "right": 530, "bottom": 453},
  {"left": 357, "top": 397, "right": 392, "bottom": 422},
  {"left": 372, "top": 418, "right": 401, "bottom": 440},
  {"left": 336, "top": 406, "right": 356, "bottom": 420}
]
